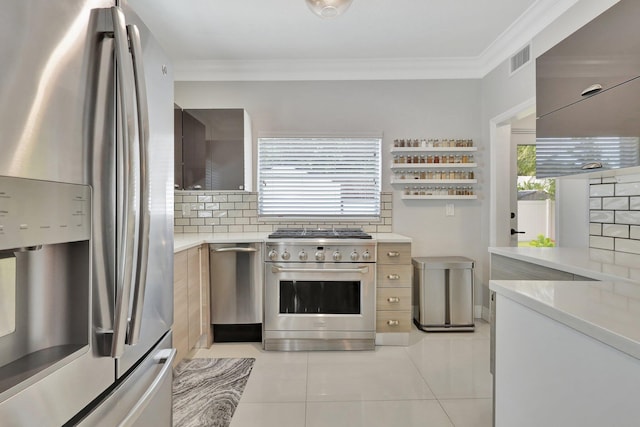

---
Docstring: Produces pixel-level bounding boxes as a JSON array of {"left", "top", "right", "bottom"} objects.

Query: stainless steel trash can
[{"left": 412, "top": 256, "right": 474, "bottom": 332}]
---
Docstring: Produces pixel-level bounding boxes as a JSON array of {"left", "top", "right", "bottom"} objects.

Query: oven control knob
[
  {"left": 315, "top": 251, "right": 325, "bottom": 261},
  {"left": 350, "top": 251, "right": 359, "bottom": 261},
  {"left": 298, "top": 250, "right": 308, "bottom": 261},
  {"left": 362, "top": 250, "right": 371, "bottom": 261},
  {"left": 333, "top": 251, "right": 342, "bottom": 261},
  {"left": 268, "top": 249, "right": 278, "bottom": 261},
  {"left": 281, "top": 250, "right": 291, "bottom": 260}
]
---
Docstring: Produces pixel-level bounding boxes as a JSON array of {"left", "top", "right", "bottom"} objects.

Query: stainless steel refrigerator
[{"left": 0, "top": 1, "right": 175, "bottom": 425}]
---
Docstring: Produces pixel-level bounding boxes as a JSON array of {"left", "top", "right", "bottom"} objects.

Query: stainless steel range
[{"left": 263, "top": 228, "right": 376, "bottom": 351}]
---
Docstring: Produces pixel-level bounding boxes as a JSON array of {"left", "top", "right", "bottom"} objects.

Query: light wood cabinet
[
  {"left": 376, "top": 242, "right": 412, "bottom": 341},
  {"left": 173, "top": 245, "right": 210, "bottom": 365},
  {"left": 173, "top": 250, "right": 189, "bottom": 364}
]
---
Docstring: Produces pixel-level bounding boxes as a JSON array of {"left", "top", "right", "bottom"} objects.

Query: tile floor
[{"left": 191, "top": 321, "right": 493, "bottom": 427}]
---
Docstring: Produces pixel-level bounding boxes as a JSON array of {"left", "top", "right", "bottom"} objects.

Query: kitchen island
[{"left": 490, "top": 279, "right": 640, "bottom": 427}]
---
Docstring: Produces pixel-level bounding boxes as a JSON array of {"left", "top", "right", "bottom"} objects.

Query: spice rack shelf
[
  {"left": 401, "top": 195, "right": 478, "bottom": 200},
  {"left": 391, "top": 163, "right": 477, "bottom": 169},
  {"left": 391, "top": 147, "right": 477, "bottom": 153},
  {"left": 390, "top": 139, "right": 479, "bottom": 200},
  {"left": 391, "top": 178, "right": 477, "bottom": 185}
]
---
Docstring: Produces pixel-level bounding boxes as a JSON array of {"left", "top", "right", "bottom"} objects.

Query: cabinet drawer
[
  {"left": 377, "top": 243, "right": 411, "bottom": 265},
  {"left": 376, "top": 310, "right": 412, "bottom": 333},
  {"left": 377, "top": 288, "right": 411, "bottom": 311},
  {"left": 377, "top": 265, "right": 412, "bottom": 287}
]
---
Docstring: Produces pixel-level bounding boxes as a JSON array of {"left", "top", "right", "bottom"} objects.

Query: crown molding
[
  {"left": 174, "top": 57, "right": 482, "bottom": 81},
  {"left": 174, "top": 0, "right": 580, "bottom": 82}
]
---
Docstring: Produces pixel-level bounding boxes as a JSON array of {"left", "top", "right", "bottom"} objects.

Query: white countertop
[
  {"left": 490, "top": 279, "right": 640, "bottom": 360},
  {"left": 174, "top": 232, "right": 412, "bottom": 253},
  {"left": 489, "top": 246, "right": 640, "bottom": 284}
]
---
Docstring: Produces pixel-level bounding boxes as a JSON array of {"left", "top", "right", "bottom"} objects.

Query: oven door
[{"left": 264, "top": 263, "right": 375, "bottom": 335}]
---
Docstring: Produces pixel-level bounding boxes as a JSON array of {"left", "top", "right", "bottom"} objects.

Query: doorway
[{"left": 512, "top": 117, "right": 556, "bottom": 247}]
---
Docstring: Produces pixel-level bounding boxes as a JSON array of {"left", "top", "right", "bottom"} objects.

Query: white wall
[{"left": 175, "top": 79, "right": 487, "bottom": 308}]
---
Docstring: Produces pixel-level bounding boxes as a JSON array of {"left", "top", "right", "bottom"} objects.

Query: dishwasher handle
[{"left": 210, "top": 247, "right": 258, "bottom": 253}]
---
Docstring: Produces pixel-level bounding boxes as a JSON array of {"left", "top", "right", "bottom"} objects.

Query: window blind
[
  {"left": 535, "top": 137, "right": 640, "bottom": 178},
  {"left": 258, "top": 137, "right": 381, "bottom": 217}
]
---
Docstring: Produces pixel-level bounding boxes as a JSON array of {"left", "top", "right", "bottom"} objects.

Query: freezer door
[{"left": 76, "top": 332, "right": 175, "bottom": 426}]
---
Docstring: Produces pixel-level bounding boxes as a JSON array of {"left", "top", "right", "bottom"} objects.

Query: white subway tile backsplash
[
  {"left": 175, "top": 191, "right": 393, "bottom": 233},
  {"left": 590, "top": 184, "right": 615, "bottom": 197},
  {"left": 615, "top": 238, "right": 640, "bottom": 255},
  {"left": 589, "top": 210, "right": 614, "bottom": 223},
  {"left": 589, "top": 223, "right": 602, "bottom": 236},
  {"left": 590, "top": 236, "right": 614, "bottom": 250},
  {"left": 602, "top": 224, "right": 629, "bottom": 238},
  {"left": 631, "top": 197, "right": 640, "bottom": 210},
  {"left": 589, "top": 198, "right": 602, "bottom": 210},
  {"left": 602, "top": 197, "right": 629, "bottom": 210},
  {"left": 630, "top": 226, "right": 640, "bottom": 240},
  {"left": 614, "top": 173, "right": 640, "bottom": 183},
  {"left": 589, "top": 178, "right": 602, "bottom": 184},
  {"left": 615, "top": 182, "right": 640, "bottom": 196},
  {"left": 615, "top": 211, "right": 640, "bottom": 225},
  {"left": 602, "top": 177, "right": 616, "bottom": 184}
]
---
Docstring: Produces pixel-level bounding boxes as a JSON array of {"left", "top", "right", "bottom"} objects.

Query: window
[{"left": 258, "top": 137, "right": 381, "bottom": 218}]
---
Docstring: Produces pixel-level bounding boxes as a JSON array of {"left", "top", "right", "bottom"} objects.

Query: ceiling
[{"left": 131, "top": 0, "right": 579, "bottom": 81}]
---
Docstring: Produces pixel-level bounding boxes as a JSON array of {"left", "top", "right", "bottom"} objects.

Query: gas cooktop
[{"left": 268, "top": 228, "right": 372, "bottom": 239}]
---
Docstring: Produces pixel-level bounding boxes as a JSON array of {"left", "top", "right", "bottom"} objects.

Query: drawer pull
[
  {"left": 387, "top": 251, "right": 400, "bottom": 258},
  {"left": 387, "top": 320, "right": 400, "bottom": 327},
  {"left": 387, "top": 297, "right": 400, "bottom": 303},
  {"left": 387, "top": 274, "right": 400, "bottom": 280}
]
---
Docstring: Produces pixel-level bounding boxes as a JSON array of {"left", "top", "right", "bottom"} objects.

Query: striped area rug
[{"left": 172, "top": 358, "right": 255, "bottom": 427}]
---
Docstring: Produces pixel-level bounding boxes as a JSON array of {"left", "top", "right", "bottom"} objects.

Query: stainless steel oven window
[{"left": 279, "top": 280, "right": 361, "bottom": 314}]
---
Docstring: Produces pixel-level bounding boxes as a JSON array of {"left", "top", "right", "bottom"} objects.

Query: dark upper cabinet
[
  {"left": 536, "top": 0, "right": 640, "bottom": 120},
  {"left": 174, "top": 108, "right": 252, "bottom": 191},
  {"left": 174, "top": 104, "right": 183, "bottom": 190},
  {"left": 535, "top": 0, "right": 640, "bottom": 177}
]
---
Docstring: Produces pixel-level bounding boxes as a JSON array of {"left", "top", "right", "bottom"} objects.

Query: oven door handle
[{"left": 270, "top": 265, "right": 370, "bottom": 274}]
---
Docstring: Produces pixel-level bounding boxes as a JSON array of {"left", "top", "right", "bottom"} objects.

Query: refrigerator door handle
[
  {"left": 119, "top": 349, "right": 177, "bottom": 425},
  {"left": 111, "top": 6, "right": 139, "bottom": 358},
  {"left": 127, "top": 23, "right": 151, "bottom": 346}
]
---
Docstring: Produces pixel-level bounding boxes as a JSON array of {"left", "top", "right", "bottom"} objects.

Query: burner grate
[{"left": 268, "top": 228, "right": 372, "bottom": 239}]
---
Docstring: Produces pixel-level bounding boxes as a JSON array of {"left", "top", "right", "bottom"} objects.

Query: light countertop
[
  {"left": 174, "top": 232, "right": 412, "bottom": 253},
  {"left": 490, "top": 279, "right": 640, "bottom": 360},
  {"left": 489, "top": 246, "right": 640, "bottom": 284}
]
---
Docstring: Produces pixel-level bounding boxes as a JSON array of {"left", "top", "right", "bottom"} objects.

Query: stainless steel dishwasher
[{"left": 209, "top": 243, "right": 262, "bottom": 342}]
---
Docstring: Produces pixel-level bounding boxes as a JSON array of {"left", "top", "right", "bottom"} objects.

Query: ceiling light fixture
[{"left": 305, "top": 0, "right": 354, "bottom": 18}]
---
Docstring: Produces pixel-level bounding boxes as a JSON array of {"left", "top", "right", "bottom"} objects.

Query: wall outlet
[{"left": 446, "top": 203, "right": 455, "bottom": 216}]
